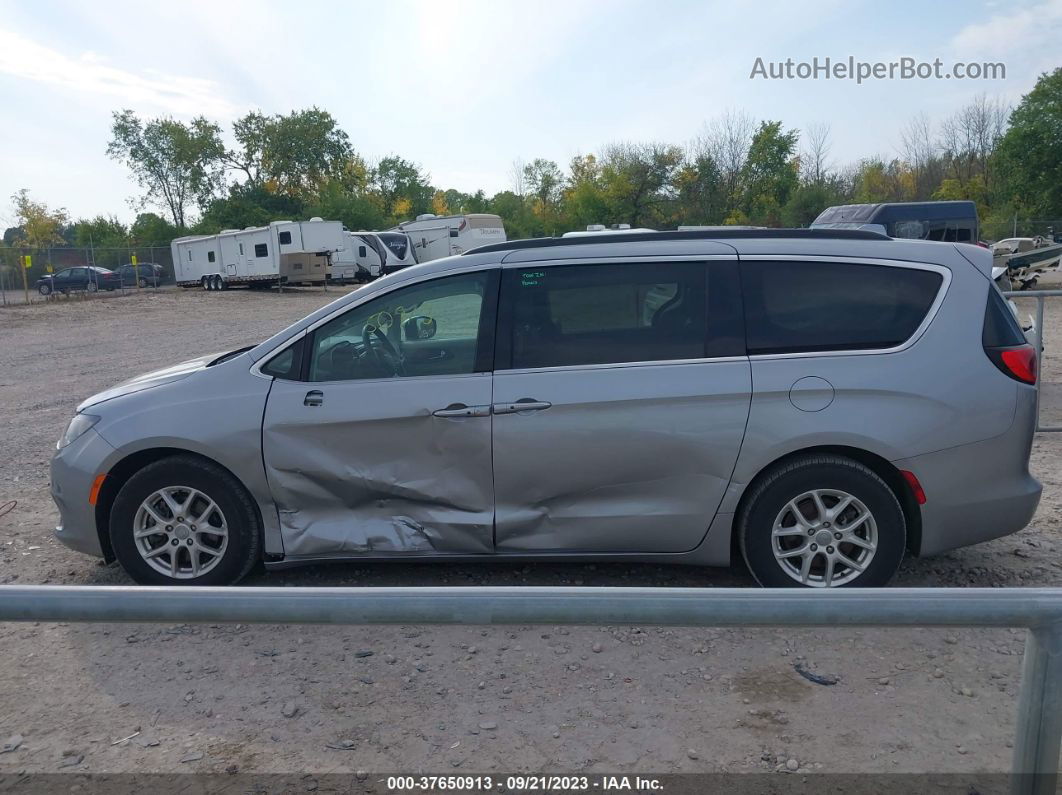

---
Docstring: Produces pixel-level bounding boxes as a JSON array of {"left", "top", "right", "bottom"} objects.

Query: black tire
[
  {"left": 86, "top": 281, "right": 98, "bottom": 293},
  {"left": 38, "top": 283, "right": 51, "bottom": 296},
  {"left": 201, "top": 276, "right": 210, "bottom": 291},
  {"left": 138, "top": 277, "right": 147, "bottom": 288},
  {"left": 738, "top": 454, "right": 906, "bottom": 588},
  {"left": 109, "top": 455, "right": 261, "bottom": 585}
]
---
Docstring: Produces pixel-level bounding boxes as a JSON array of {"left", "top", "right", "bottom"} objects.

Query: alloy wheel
[
  {"left": 771, "top": 488, "right": 878, "bottom": 587},
  {"left": 133, "top": 485, "right": 229, "bottom": 579}
]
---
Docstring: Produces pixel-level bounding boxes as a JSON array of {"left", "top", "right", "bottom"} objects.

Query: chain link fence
[
  {"left": 0, "top": 245, "right": 177, "bottom": 306},
  {"left": 982, "top": 217, "right": 1062, "bottom": 243}
]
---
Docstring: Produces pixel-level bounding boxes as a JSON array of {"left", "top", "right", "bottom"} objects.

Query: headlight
[{"left": 58, "top": 414, "right": 100, "bottom": 449}]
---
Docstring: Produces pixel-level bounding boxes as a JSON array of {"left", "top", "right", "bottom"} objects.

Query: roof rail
[{"left": 463, "top": 228, "right": 890, "bottom": 256}]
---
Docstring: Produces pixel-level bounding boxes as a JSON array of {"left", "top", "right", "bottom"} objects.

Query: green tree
[
  {"left": 522, "top": 158, "right": 565, "bottom": 235},
  {"left": 225, "top": 108, "right": 353, "bottom": 199},
  {"left": 107, "top": 110, "right": 226, "bottom": 229},
  {"left": 674, "top": 154, "right": 724, "bottom": 225},
  {"left": 73, "top": 215, "right": 128, "bottom": 248},
  {"left": 372, "top": 156, "right": 434, "bottom": 221},
  {"left": 561, "top": 154, "right": 609, "bottom": 230},
  {"left": 195, "top": 184, "right": 305, "bottom": 234},
  {"left": 130, "top": 213, "right": 178, "bottom": 246},
  {"left": 489, "top": 191, "right": 538, "bottom": 239},
  {"left": 10, "top": 189, "right": 69, "bottom": 248},
  {"left": 599, "top": 142, "right": 683, "bottom": 227},
  {"left": 304, "top": 180, "right": 388, "bottom": 231},
  {"left": 739, "top": 121, "right": 799, "bottom": 225},
  {"left": 995, "top": 68, "right": 1062, "bottom": 218}
]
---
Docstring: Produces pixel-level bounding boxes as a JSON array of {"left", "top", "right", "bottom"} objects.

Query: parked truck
[{"left": 171, "top": 219, "right": 345, "bottom": 290}]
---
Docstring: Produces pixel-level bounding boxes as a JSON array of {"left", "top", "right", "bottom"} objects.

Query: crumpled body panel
[
  {"left": 492, "top": 360, "right": 752, "bottom": 553},
  {"left": 262, "top": 374, "right": 495, "bottom": 557}
]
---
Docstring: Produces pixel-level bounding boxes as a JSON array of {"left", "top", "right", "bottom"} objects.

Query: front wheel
[
  {"left": 109, "top": 455, "right": 261, "bottom": 585},
  {"left": 138, "top": 277, "right": 147, "bottom": 288},
  {"left": 738, "top": 455, "right": 906, "bottom": 588},
  {"left": 38, "top": 283, "right": 52, "bottom": 296}
]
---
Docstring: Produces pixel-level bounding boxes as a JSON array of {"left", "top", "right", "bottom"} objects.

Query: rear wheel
[
  {"left": 109, "top": 455, "right": 261, "bottom": 585},
  {"left": 201, "top": 276, "right": 210, "bottom": 291},
  {"left": 138, "top": 277, "right": 147, "bottom": 288},
  {"left": 738, "top": 455, "right": 906, "bottom": 588},
  {"left": 86, "top": 281, "right": 98, "bottom": 293}
]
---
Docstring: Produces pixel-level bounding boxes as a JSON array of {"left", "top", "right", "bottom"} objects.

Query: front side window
[
  {"left": 503, "top": 262, "right": 707, "bottom": 369},
  {"left": 308, "top": 271, "right": 494, "bottom": 382},
  {"left": 278, "top": 231, "right": 292, "bottom": 245},
  {"left": 207, "top": 251, "right": 216, "bottom": 263},
  {"left": 742, "top": 260, "right": 943, "bottom": 355},
  {"left": 254, "top": 243, "right": 268, "bottom": 258}
]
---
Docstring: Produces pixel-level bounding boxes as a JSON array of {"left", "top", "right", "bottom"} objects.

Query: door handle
[
  {"left": 492, "top": 399, "right": 552, "bottom": 415},
  {"left": 432, "top": 403, "right": 490, "bottom": 418},
  {"left": 304, "top": 390, "right": 324, "bottom": 407}
]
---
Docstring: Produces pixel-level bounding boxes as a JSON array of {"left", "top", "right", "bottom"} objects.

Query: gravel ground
[{"left": 0, "top": 278, "right": 1060, "bottom": 779}]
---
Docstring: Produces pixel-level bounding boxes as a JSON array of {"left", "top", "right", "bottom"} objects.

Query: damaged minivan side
[{"left": 51, "top": 229, "right": 1041, "bottom": 588}]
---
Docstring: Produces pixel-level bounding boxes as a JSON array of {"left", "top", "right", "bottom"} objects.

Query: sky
[{"left": 0, "top": 0, "right": 1059, "bottom": 227}]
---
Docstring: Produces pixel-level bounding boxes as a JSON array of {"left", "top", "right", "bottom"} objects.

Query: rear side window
[
  {"left": 742, "top": 260, "right": 943, "bottom": 354},
  {"left": 254, "top": 243, "right": 268, "bottom": 258},
  {"left": 501, "top": 262, "right": 708, "bottom": 369},
  {"left": 278, "top": 231, "right": 292, "bottom": 245},
  {"left": 983, "top": 287, "right": 1026, "bottom": 348}
]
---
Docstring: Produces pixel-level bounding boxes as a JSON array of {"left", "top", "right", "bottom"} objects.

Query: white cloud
[
  {"left": 0, "top": 27, "right": 240, "bottom": 118},
  {"left": 951, "top": 0, "right": 1062, "bottom": 59}
]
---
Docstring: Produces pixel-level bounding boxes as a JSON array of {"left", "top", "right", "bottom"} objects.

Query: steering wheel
[{"left": 362, "top": 325, "right": 405, "bottom": 376}]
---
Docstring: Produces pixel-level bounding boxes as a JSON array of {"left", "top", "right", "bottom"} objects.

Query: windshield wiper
[{"left": 208, "top": 346, "right": 256, "bottom": 367}]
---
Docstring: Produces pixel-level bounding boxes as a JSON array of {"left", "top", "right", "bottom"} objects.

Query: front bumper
[{"left": 51, "top": 427, "right": 116, "bottom": 558}]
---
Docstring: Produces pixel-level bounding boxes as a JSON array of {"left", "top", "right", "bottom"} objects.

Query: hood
[{"left": 77, "top": 351, "right": 224, "bottom": 412}]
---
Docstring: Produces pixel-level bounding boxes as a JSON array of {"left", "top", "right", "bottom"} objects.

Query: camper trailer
[
  {"left": 393, "top": 213, "right": 506, "bottom": 262},
  {"left": 171, "top": 219, "right": 344, "bottom": 290},
  {"left": 330, "top": 231, "right": 417, "bottom": 282}
]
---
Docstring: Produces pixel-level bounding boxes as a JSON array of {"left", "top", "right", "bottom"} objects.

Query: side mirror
[{"left": 403, "top": 315, "right": 437, "bottom": 340}]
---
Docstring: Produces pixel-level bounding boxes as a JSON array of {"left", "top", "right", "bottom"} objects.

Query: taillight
[{"left": 999, "top": 346, "right": 1037, "bottom": 384}]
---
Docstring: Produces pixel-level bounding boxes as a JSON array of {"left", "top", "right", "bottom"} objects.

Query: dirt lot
[{"left": 0, "top": 279, "right": 1060, "bottom": 781}]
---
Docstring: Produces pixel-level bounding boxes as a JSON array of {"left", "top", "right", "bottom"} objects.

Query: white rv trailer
[
  {"left": 392, "top": 213, "right": 506, "bottom": 262},
  {"left": 171, "top": 219, "right": 345, "bottom": 290},
  {"left": 330, "top": 231, "right": 418, "bottom": 282}
]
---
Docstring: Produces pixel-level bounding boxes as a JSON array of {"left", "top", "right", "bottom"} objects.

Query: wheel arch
[
  {"left": 728, "top": 444, "right": 923, "bottom": 563},
  {"left": 94, "top": 447, "right": 265, "bottom": 563}
]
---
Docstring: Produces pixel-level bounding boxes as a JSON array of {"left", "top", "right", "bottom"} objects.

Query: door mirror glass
[{"left": 403, "top": 316, "right": 437, "bottom": 340}]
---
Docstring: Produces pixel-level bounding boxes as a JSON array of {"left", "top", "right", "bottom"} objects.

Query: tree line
[{"left": 6, "top": 68, "right": 1062, "bottom": 262}]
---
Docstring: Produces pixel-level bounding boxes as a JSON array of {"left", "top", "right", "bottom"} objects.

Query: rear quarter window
[
  {"left": 983, "top": 286, "right": 1027, "bottom": 348},
  {"left": 742, "top": 260, "right": 943, "bottom": 354}
]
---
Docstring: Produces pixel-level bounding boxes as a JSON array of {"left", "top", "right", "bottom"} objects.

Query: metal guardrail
[
  {"left": 0, "top": 585, "right": 1060, "bottom": 794},
  {"left": 1004, "top": 289, "right": 1062, "bottom": 432}
]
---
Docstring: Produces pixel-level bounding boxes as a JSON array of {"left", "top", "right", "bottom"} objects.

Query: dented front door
[{"left": 260, "top": 269, "right": 498, "bottom": 558}]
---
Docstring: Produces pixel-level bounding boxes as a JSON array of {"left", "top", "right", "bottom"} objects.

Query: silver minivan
[{"left": 51, "top": 230, "right": 1042, "bottom": 588}]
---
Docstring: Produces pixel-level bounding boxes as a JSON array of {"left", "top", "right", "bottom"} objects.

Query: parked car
[
  {"left": 115, "top": 262, "right": 165, "bottom": 288},
  {"left": 51, "top": 229, "right": 1041, "bottom": 588},
  {"left": 37, "top": 266, "right": 121, "bottom": 295}
]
